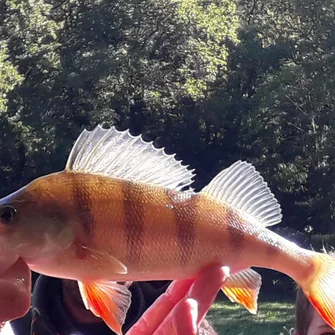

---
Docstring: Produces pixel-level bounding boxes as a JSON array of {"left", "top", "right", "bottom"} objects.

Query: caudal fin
[{"left": 300, "top": 253, "right": 335, "bottom": 329}]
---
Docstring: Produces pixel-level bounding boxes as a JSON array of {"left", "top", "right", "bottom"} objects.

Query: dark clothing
[{"left": 10, "top": 275, "right": 217, "bottom": 335}]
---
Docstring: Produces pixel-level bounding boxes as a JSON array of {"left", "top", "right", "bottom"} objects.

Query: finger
[
  {"left": 153, "top": 298, "right": 199, "bottom": 335},
  {"left": 127, "top": 278, "right": 195, "bottom": 335},
  {"left": 187, "top": 264, "right": 229, "bottom": 326},
  {"left": 172, "top": 298, "right": 198, "bottom": 335},
  {"left": 0, "top": 258, "right": 31, "bottom": 322},
  {"left": 0, "top": 254, "right": 19, "bottom": 277}
]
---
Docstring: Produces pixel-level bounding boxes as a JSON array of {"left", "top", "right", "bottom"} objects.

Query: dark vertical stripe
[
  {"left": 35, "top": 176, "right": 69, "bottom": 231},
  {"left": 71, "top": 174, "right": 95, "bottom": 238},
  {"left": 123, "top": 181, "right": 145, "bottom": 265},
  {"left": 226, "top": 209, "right": 245, "bottom": 254},
  {"left": 167, "top": 190, "right": 197, "bottom": 266}
]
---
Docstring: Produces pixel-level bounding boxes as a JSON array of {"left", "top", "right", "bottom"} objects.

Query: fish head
[{"left": 0, "top": 175, "right": 76, "bottom": 265}]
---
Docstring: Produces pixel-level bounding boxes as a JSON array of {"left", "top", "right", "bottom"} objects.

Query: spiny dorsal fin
[
  {"left": 201, "top": 161, "right": 282, "bottom": 226},
  {"left": 66, "top": 125, "right": 195, "bottom": 191}
]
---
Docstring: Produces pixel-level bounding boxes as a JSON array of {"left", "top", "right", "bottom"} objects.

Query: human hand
[
  {"left": 127, "top": 264, "right": 230, "bottom": 335},
  {"left": 0, "top": 258, "right": 31, "bottom": 323}
]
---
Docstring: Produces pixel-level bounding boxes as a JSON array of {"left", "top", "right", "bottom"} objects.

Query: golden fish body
[
  {"left": 8, "top": 171, "right": 305, "bottom": 285},
  {"left": 0, "top": 125, "right": 334, "bottom": 334}
]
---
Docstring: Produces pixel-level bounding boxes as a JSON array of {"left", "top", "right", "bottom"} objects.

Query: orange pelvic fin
[
  {"left": 78, "top": 281, "right": 132, "bottom": 335},
  {"left": 300, "top": 253, "right": 335, "bottom": 330},
  {"left": 220, "top": 268, "right": 262, "bottom": 314}
]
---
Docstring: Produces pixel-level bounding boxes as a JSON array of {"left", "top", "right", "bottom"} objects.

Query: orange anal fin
[
  {"left": 78, "top": 281, "right": 132, "bottom": 335},
  {"left": 220, "top": 268, "right": 262, "bottom": 314}
]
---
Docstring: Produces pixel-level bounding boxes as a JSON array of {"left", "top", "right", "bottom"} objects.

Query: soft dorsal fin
[
  {"left": 66, "top": 125, "right": 195, "bottom": 191},
  {"left": 201, "top": 161, "right": 282, "bottom": 226}
]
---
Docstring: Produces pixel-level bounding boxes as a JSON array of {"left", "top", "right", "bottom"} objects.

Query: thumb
[{"left": 0, "top": 258, "right": 31, "bottom": 322}]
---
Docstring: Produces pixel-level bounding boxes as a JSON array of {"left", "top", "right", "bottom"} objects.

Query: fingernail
[
  {"left": 222, "top": 266, "right": 230, "bottom": 278},
  {"left": 185, "top": 298, "right": 198, "bottom": 331}
]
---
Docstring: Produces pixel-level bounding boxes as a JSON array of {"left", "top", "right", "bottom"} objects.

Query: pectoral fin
[
  {"left": 78, "top": 281, "right": 132, "bottom": 335},
  {"left": 220, "top": 268, "right": 262, "bottom": 314},
  {"left": 78, "top": 244, "right": 128, "bottom": 275}
]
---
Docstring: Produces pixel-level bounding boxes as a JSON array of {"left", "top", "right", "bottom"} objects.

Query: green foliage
[
  {"left": 208, "top": 298, "right": 295, "bottom": 335},
  {"left": 0, "top": 46, "right": 23, "bottom": 111},
  {"left": 256, "top": 56, "right": 335, "bottom": 233},
  {"left": 0, "top": 0, "right": 335, "bottom": 271},
  {"left": 173, "top": 0, "right": 239, "bottom": 96},
  {"left": 0, "top": 0, "right": 239, "bottom": 194}
]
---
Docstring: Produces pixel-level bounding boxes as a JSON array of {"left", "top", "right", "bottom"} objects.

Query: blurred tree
[{"left": 0, "top": 0, "right": 238, "bottom": 194}]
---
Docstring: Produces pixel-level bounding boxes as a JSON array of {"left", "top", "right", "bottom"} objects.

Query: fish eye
[{"left": 0, "top": 205, "right": 17, "bottom": 223}]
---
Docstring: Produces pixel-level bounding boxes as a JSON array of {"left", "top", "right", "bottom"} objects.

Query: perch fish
[{"left": 0, "top": 125, "right": 334, "bottom": 334}]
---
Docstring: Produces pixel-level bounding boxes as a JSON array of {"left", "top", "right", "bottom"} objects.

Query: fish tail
[{"left": 299, "top": 253, "right": 335, "bottom": 329}]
